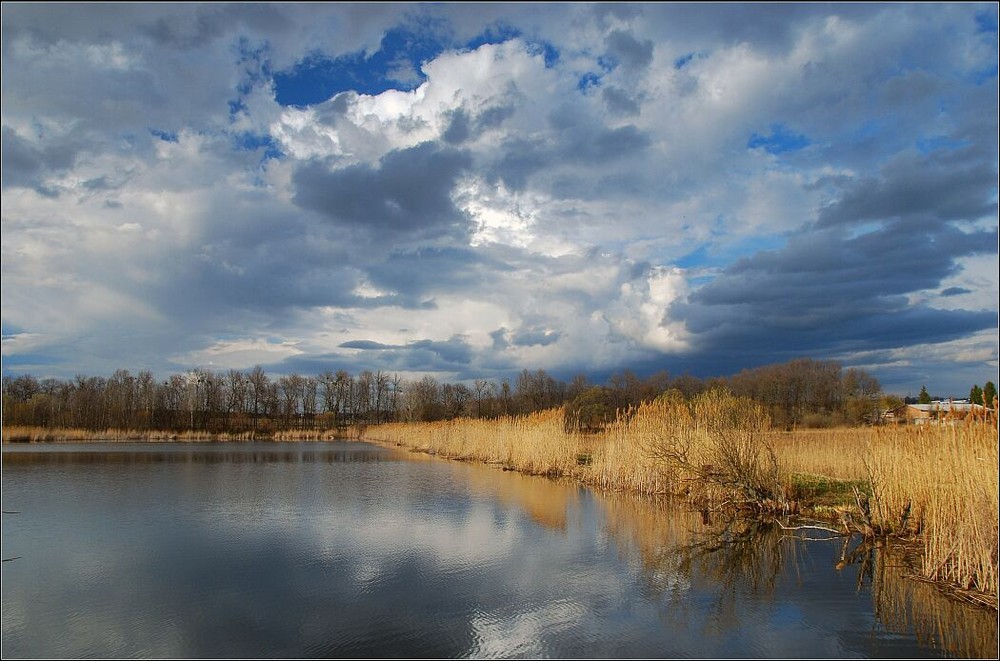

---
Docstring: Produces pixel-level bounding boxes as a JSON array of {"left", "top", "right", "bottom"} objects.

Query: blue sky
[{"left": 2, "top": 2, "right": 997, "bottom": 397}]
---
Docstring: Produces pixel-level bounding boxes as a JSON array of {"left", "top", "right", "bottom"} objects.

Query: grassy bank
[
  {"left": 357, "top": 392, "right": 997, "bottom": 608},
  {"left": 0, "top": 426, "right": 336, "bottom": 443}
]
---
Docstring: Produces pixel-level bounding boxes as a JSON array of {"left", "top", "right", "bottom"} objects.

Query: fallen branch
[{"left": 774, "top": 519, "right": 845, "bottom": 536}]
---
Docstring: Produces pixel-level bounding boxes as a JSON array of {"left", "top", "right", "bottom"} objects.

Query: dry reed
[
  {"left": 590, "top": 401, "right": 677, "bottom": 495},
  {"left": 358, "top": 409, "right": 578, "bottom": 477},
  {"left": 769, "top": 428, "right": 869, "bottom": 481},
  {"left": 865, "top": 418, "right": 998, "bottom": 601}
]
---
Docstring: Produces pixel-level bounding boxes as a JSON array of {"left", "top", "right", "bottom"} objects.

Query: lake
[{"left": 2, "top": 442, "right": 996, "bottom": 658}]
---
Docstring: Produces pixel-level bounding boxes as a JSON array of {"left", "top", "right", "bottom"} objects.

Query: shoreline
[{"left": 3, "top": 419, "right": 996, "bottom": 613}]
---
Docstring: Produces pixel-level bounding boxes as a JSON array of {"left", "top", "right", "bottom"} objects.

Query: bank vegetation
[
  {"left": 3, "top": 359, "right": 997, "bottom": 608},
  {"left": 356, "top": 391, "right": 998, "bottom": 611}
]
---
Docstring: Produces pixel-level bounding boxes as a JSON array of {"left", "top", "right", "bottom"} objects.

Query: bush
[
  {"left": 563, "top": 386, "right": 616, "bottom": 433},
  {"left": 644, "top": 389, "right": 787, "bottom": 510}
]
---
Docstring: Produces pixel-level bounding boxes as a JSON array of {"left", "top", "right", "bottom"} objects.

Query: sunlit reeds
[
  {"left": 865, "top": 417, "right": 998, "bottom": 603},
  {"left": 590, "top": 402, "right": 676, "bottom": 495},
  {"left": 358, "top": 401, "right": 997, "bottom": 606},
  {"left": 769, "top": 428, "right": 869, "bottom": 481},
  {"left": 357, "top": 409, "right": 578, "bottom": 477}
]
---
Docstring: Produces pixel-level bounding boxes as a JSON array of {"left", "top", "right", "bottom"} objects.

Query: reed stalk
[{"left": 865, "top": 417, "right": 998, "bottom": 602}]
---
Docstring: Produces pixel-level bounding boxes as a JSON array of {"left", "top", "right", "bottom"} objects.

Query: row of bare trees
[
  {"left": 3, "top": 358, "right": 898, "bottom": 434},
  {"left": 1, "top": 367, "right": 403, "bottom": 433}
]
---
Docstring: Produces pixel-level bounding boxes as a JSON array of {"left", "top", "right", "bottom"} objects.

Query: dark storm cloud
[
  {"left": 292, "top": 142, "right": 473, "bottom": 234},
  {"left": 491, "top": 110, "right": 651, "bottom": 192},
  {"left": 134, "top": 206, "right": 444, "bottom": 329},
  {"left": 339, "top": 340, "right": 392, "bottom": 350},
  {"left": 511, "top": 328, "right": 561, "bottom": 347},
  {"left": 365, "top": 246, "right": 498, "bottom": 299},
  {"left": 441, "top": 109, "right": 472, "bottom": 145},
  {"left": 817, "top": 148, "right": 998, "bottom": 227},
  {"left": 671, "top": 220, "right": 997, "bottom": 365},
  {"left": 441, "top": 104, "right": 517, "bottom": 145},
  {"left": 0, "top": 3, "right": 289, "bottom": 48},
  {"left": 601, "top": 86, "right": 641, "bottom": 116},
  {"left": 1, "top": 126, "right": 82, "bottom": 194},
  {"left": 476, "top": 104, "right": 516, "bottom": 130},
  {"left": 151, "top": 252, "right": 434, "bottom": 324},
  {"left": 487, "top": 326, "right": 562, "bottom": 350},
  {"left": 409, "top": 337, "right": 474, "bottom": 365},
  {"left": 330, "top": 336, "right": 476, "bottom": 371},
  {"left": 639, "top": 3, "right": 884, "bottom": 55},
  {"left": 491, "top": 137, "right": 551, "bottom": 191},
  {"left": 571, "top": 125, "right": 650, "bottom": 161},
  {"left": 605, "top": 29, "right": 654, "bottom": 70},
  {"left": 691, "top": 223, "right": 995, "bottom": 313}
]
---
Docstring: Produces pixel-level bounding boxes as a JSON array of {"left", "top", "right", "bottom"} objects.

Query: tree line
[
  {"left": 909, "top": 382, "right": 998, "bottom": 407},
  {"left": 2, "top": 357, "right": 968, "bottom": 434}
]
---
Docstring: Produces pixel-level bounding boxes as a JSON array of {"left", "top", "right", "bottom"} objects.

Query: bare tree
[{"left": 247, "top": 366, "right": 269, "bottom": 432}]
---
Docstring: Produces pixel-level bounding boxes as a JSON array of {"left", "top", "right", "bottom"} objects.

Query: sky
[{"left": 1, "top": 2, "right": 998, "bottom": 398}]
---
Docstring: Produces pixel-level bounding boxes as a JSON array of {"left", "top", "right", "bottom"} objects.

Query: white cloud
[{"left": 170, "top": 338, "right": 305, "bottom": 372}]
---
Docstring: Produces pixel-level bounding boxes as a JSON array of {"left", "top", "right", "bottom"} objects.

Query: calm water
[{"left": 1, "top": 442, "right": 996, "bottom": 659}]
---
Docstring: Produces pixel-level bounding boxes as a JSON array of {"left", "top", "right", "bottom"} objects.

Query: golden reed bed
[{"left": 356, "top": 401, "right": 997, "bottom": 608}]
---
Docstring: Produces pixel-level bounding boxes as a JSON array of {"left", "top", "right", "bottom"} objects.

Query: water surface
[{"left": 2, "top": 442, "right": 996, "bottom": 658}]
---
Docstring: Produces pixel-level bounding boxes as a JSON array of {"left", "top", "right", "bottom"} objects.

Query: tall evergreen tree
[
  {"left": 983, "top": 381, "right": 997, "bottom": 409},
  {"left": 918, "top": 385, "right": 932, "bottom": 404}
]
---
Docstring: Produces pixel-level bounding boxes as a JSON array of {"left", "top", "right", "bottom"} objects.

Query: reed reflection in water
[
  {"left": 595, "top": 491, "right": 999, "bottom": 659},
  {"left": 1, "top": 442, "right": 996, "bottom": 658}
]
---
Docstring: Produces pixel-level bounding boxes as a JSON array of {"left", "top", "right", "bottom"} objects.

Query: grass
[
  {"left": 1, "top": 425, "right": 339, "bottom": 443},
  {"left": 865, "top": 420, "right": 998, "bottom": 604},
  {"left": 770, "top": 428, "right": 869, "bottom": 481}
]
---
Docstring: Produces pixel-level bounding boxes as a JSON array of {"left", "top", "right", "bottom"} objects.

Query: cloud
[
  {"left": 1, "top": 3, "right": 996, "bottom": 397},
  {"left": 291, "top": 141, "right": 473, "bottom": 236},
  {"left": 1, "top": 126, "right": 84, "bottom": 195},
  {"left": 816, "top": 148, "right": 998, "bottom": 227},
  {"left": 605, "top": 29, "right": 654, "bottom": 70}
]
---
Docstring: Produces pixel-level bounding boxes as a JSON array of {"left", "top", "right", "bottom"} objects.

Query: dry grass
[
  {"left": 589, "top": 402, "right": 676, "bottom": 495},
  {"left": 0, "top": 426, "right": 218, "bottom": 442},
  {"left": 357, "top": 409, "right": 578, "bottom": 477},
  {"left": 617, "top": 391, "right": 786, "bottom": 509},
  {"left": 865, "top": 418, "right": 998, "bottom": 601},
  {"left": 1, "top": 425, "right": 333, "bottom": 443},
  {"left": 769, "top": 428, "right": 869, "bottom": 481}
]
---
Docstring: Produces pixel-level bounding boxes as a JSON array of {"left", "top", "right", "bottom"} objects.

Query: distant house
[{"left": 886, "top": 400, "right": 990, "bottom": 425}]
